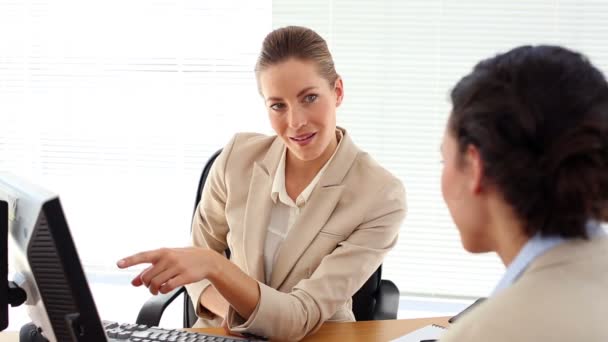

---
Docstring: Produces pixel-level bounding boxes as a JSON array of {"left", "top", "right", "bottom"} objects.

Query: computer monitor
[
  {"left": 0, "top": 172, "right": 107, "bottom": 342},
  {"left": 1, "top": 199, "right": 8, "bottom": 331}
]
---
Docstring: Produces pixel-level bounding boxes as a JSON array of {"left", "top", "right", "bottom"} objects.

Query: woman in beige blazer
[
  {"left": 439, "top": 45, "right": 608, "bottom": 341},
  {"left": 118, "top": 26, "right": 406, "bottom": 340}
]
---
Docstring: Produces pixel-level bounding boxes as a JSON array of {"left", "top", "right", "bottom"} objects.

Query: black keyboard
[{"left": 103, "top": 321, "right": 253, "bottom": 342}]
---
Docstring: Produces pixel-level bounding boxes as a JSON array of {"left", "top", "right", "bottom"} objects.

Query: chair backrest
[
  {"left": 351, "top": 265, "right": 383, "bottom": 321},
  {"left": 183, "top": 149, "right": 222, "bottom": 327},
  {"left": 183, "top": 148, "right": 391, "bottom": 327},
  {"left": 192, "top": 149, "right": 223, "bottom": 215}
]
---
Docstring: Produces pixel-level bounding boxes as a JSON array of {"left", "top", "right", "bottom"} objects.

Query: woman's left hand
[{"left": 117, "top": 247, "right": 221, "bottom": 295}]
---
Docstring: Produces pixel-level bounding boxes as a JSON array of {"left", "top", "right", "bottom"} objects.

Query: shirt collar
[
  {"left": 271, "top": 129, "right": 343, "bottom": 207},
  {"left": 492, "top": 220, "right": 606, "bottom": 295}
]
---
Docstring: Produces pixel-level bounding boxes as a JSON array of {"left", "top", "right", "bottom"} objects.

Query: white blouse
[{"left": 264, "top": 130, "right": 343, "bottom": 284}]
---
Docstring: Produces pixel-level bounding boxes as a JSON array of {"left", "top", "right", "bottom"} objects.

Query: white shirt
[{"left": 264, "top": 130, "right": 343, "bottom": 283}]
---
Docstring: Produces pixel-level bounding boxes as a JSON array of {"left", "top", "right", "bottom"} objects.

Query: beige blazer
[
  {"left": 184, "top": 128, "right": 406, "bottom": 341},
  {"left": 440, "top": 236, "right": 608, "bottom": 342}
]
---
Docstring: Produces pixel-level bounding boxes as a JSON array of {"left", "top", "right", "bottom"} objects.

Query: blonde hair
[{"left": 255, "top": 26, "right": 339, "bottom": 87}]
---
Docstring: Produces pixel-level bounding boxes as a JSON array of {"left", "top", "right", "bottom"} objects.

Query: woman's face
[
  {"left": 441, "top": 128, "right": 492, "bottom": 253},
  {"left": 258, "top": 58, "right": 343, "bottom": 163}
]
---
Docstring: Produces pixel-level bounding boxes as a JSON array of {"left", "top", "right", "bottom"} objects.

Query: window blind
[
  {"left": 273, "top": 0, "right": 608, "bottom": 298},
  {"left": 0, "top": 0, "right": 272, "bottom": 272}
]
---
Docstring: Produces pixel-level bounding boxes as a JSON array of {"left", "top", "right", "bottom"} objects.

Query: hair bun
[{"left": 537, "top": 121, "right": 608, "bottom": 237}]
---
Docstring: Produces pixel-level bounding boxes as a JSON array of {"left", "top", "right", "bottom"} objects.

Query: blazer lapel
[
  {"left": 269, "top": 185, "right": 344, "bottom": 289},
  {"left": 242, "top": 137, "right": 284, "bottom": 282},
  {"left": 270, "top": 129, "right": 359, "bottom": 289}
]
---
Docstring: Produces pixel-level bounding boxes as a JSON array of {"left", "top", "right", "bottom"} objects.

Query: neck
[
  {"left": 487, "top": 196, "right": 530, "bottom": 267},
  {"left": 495, "top": 225, "right": 529, "bottom": 267},
  {"left": 286, "top": 133, "right": 338, "bottom": 178}
]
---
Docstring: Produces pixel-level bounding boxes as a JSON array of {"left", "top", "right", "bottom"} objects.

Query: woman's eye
[
  {"left": 270, "top": 103, "right": 285, "bottom": 111},
  {"left": 304, "top": 94, "right": 318, "bottom": 103}
]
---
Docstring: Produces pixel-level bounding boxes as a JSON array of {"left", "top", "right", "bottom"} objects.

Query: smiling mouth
[
  {"left": 289, "top": 132, "right": 317, "bottom": 145},
  {"left": 290, "top": 132, "right": 315, "bottom": 141}
]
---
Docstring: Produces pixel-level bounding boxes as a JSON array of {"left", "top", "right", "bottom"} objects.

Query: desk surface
[
  {"left": 188, "top": 317, "right": 450, "bottom": 342},
  {"left": 0, "top": 316, "right": 450, "bottom": 342}
]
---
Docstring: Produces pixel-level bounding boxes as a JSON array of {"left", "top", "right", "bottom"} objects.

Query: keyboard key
[
  {"left": 132, "top": 331, "right": 151, "bottom": 338},
  {"left": 104, "top": 320, "right": 252, "bottom": 342}
]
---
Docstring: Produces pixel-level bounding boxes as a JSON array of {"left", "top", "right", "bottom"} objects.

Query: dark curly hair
[{"left": 449, "top": 45, "right": 608, "bottom": 238}]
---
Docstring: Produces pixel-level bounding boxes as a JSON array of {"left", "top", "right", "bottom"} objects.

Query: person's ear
[
  {"left": 334, "top": 77, "right": 344, "bottom": 107},
  {"left": 466, "top": 144, "right": 484, "bottom": 194}
]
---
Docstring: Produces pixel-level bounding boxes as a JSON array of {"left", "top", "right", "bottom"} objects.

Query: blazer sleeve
[
  {"left": 184, "top": 135, "right": 237, "bottom": 319},
  {"left": 226, "top": 178, "right": 406, "bottom": 341}
]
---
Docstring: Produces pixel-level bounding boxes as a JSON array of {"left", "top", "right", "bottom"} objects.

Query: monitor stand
[{"left": 1, "top": 200, "right": 27, "bottom": 332}]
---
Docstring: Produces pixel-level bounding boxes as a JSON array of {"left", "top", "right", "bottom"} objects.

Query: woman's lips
[{"left": 290, "top": 132, "right": 317, "bottom": 146}]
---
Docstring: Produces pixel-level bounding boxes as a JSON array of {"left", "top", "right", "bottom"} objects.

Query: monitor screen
[{"left": 0, "top": 173, "right": 107, "bottom": 342}]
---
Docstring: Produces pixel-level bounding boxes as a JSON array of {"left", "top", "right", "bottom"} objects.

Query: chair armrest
[
  {"left": 136, "top": 286, "right": 186, "bottom": 327},
  {"left": 373, "top": 279, "right": 400, "bottom": 320}
]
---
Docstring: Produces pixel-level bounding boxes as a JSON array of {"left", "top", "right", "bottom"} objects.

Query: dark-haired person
[
  {"left": 439, "top": 45, "right": 608, "bottom": 342},
  {"left": 117, "top": 26, "right": 406, "bottom": 340}
]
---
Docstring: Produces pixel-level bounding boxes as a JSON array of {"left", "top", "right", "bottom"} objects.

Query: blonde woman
[{"left": 119, "top": 26, "right": 406, "bottom": 341}]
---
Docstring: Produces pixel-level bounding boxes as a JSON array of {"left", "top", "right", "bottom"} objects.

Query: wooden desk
[
  {"left": 301, "top": 317, "right": 449, "bottom": 342},
  {"left": 188, "top": 316, "right": 450, "bottom": 342},
  {"left": 0, "top": 316, "right": 450, "bottom": 342}
]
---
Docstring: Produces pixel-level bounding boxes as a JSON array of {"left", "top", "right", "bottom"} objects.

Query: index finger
[{"left": 117, "top": 249, "right": 162, "bottom": 268}]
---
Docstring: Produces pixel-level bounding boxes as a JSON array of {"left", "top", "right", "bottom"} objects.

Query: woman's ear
[
  {"left": 466, "top": 144, "right": 484, "bottom": 194},
  {"left": 334, "top": 77, "right": 344, "bottom": 107}
]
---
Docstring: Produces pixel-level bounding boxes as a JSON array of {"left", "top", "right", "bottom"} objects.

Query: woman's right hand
[{"left": 117, "top": 247, "right": 223, "bottom": 295}]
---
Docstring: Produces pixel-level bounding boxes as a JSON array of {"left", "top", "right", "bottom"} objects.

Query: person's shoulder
[
  {"left": 355, "top": 153, "right": 399, "bottom": 182},
  {"left": 526, "top": 234, "right": 608, "bottom": 274},
  {"left": 223, "top": 132, "right": 278, "bottom": 159},
  {"left": 346, "top": 141, "right": 403, "bottom": 192},
  {"left": 443, "top": 271, "right": 608, "bottom": 342},
  {"left": 232, "top": 132, "right": 276, "bottom": 150}
]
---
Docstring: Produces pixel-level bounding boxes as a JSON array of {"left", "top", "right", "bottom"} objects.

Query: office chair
[{"left": 136, "top": 148, "right": 400, "bottom": 328}]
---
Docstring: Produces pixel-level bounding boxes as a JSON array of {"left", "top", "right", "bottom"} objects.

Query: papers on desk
[{"left": 390, "top": 324, "right": 446, "bottom": 342}]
